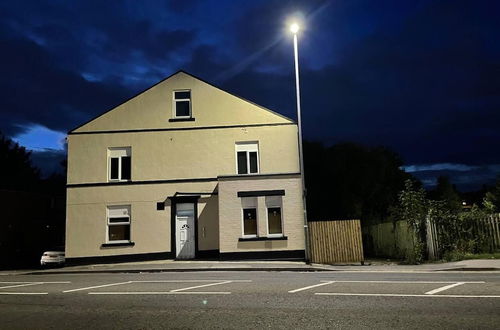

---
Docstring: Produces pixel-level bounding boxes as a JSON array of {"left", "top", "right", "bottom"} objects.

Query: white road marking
[
  {"left": 89, "top": 291, "right": 231, "bottom": 295},
  {"left": 425, "top": 282, "right": 466, "bottom": 295},
  {"left": 0, "top": 292, "right": 48, "bottom": 295},
  {"left": 84, "top": 279, "right": 252, "bottom": 295},
  {"left": 289, "top": 281, "right": 336, "bottom": 293},
  {"left": 170, "top": 281, "right": 233, "bottom": 292},
  {"left": 319, "top": 280, "right": 485, "bottom": 284},
  {"left": 0, "top": 281, "right": 71, "bottom": 284},
  {"left": 316, "top": 293, "right": 500, "bottom": 298},
  {"left": 63, "top": 281, "right": 132, "bottom": 293},
  {"left": 0, "top": 283, "right": 43, "bottom": 290},
  {"left": 310, "top": 270, "right": 499, "bottom": 274},
  {"left": 0, "top": 281, "right": 71, "bottom": 295},
  {"left": 129, "top": 280, "right": 252, "bottom": 283}
]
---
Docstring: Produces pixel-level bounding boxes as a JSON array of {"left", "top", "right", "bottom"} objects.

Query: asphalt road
[{"left": 1, "top": 271, "right": 499, "bottom": 329}]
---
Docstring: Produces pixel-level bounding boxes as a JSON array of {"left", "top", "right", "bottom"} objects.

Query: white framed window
[
  {"left": 241, "top": 197, "right": 258, "bottom": 237},
  {"left": 107, "top": 205, "right": 131, "bottom": 243},
  {"left": 235, "top": 142, "right": 259, "bottom": 175},
  {"left": 266, "top": 196, "right": 283, "bottom": 237},
  {"left": 108, "top": 147, "right": 131, "bottom": 181},
  {"left": 173, "top": 90, "right": 191, "bottom": 118}
]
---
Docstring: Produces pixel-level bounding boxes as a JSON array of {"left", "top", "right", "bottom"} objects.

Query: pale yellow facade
[{"left": 66, "top": 71, "right": 305, "bottom": 262}]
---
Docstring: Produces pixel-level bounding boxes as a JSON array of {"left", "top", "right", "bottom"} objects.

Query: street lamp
[{"left": 290, "top": 22, "right": 310, "bottom": 263}]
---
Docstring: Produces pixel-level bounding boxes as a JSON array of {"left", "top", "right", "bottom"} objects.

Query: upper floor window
[
  {"left": 236, "top": 142, "right": 259, "bottom": 175},
  {"left": 173, "top": 90, "right": 191, "bottom": 118},
  {"left": 108, "top": 147, "right": 131, "bottom": 181}
]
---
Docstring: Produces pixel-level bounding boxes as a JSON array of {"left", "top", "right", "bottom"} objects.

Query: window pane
[
  {"left": 110, "top": 158, "right": 119, "bottom": 179},
  {"left": 243, "top": 208, "right": 257, "bottom": 236},
  {"left": 121, "top": 156, "right": 131, "bottom": 180},
  {"left": 268, "top": 207, "right": 282, "bottom": 234},
  {"left": 174, "top": 91, "right": 190, "bottom": 99},
  {"left": 108, "top": 224, "right": 130, "bottom": 241},
  {"left": 249, "top": 151, "right": 258, "bottom": 173},
  {"left": 237, "top": 151, "right": 248, "bottom": 174},
  {"left": 109, "top": 217, "right": 129, "bottom": 224},
  {"left": 175, "top": 100, "right": 190, "bottom": 117}
]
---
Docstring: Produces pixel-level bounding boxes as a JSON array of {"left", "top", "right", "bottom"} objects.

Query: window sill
[
  {"left": 238, "top": 236, "right": 287, "bottom": 242},
  {"left": 101, "top": 242, "right": 135, "bottom": 248},
  {"left": 169, "top": 117, "right": 195, "bottom": 122}
]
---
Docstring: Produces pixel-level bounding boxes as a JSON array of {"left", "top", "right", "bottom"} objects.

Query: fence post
[{"left": 426, "top": 215, "right": 435, "bottom": 260}]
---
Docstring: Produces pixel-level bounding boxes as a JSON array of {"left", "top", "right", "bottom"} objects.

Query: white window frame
[
  {"left": 266, "top": 196, "right": 284, "bottom": 237},
  {"left": 106, "top": 205, "right": 131, "bottom": 244},
  {"left": 108, "top": 147, "right": 131, "bottom": 182},
  {"left": 241, "top": 197, "right": 258, "bottom": 238},
  {"left": 172, "top": 89, "right": 192, "bottom": 119},
  {"left": 235, "top": 142, "right": 259, "bottom": 175}
]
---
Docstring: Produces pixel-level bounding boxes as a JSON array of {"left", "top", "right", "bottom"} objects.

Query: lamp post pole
[{"left": 291, "top": 24, "right": 310, "bottom": 263}]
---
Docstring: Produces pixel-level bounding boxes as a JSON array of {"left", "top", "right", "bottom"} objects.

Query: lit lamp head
[{"left": 290, "top": 23, "right": 300, "bottom": 34}]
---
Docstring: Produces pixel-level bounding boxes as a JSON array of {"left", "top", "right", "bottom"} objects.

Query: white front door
[{"left": 175, "top": 203, "right": 195, "bottom": 259}]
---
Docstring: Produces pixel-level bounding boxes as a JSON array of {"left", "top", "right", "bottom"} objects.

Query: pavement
[{"left": 2, "top": 258, "right": 498, "bottom": 276}]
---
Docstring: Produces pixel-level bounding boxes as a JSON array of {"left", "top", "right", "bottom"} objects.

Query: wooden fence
[
  {"left": 427, "top": 213, "right": 500, "bottom": 260},
  {"left": 309, "top": 219, "right": 364, "bottom": 264},
  {"left": 483, "top": 213, "right": 500, "bottom": 251}
]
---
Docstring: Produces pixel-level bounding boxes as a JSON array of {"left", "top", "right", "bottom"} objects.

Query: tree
[
  {"left": 0, "top": 132, "right": 40, "bottom": 191},
  {"left": 0, "top": 133, "right": 66, "bottom": 269},
  {"left": 428, "top": 176, "right": 462, "bottom": 211},
  {"left": 391, "top": 180, "right": 428, "bottom": 263},
  {"left": 483, "top": 176, "right": 500, "bottom": 212},
  {"left": 303, "top": 141, "right": 413, "bottom": 224}
]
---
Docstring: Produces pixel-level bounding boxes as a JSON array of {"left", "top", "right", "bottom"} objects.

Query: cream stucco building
[{"left": 65, "top": 71, "right": 305, "bottom": 263}]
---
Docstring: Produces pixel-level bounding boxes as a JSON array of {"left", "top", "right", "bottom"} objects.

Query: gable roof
[{"left": 69, "top": 70, "right": 295, "bottom": 134}]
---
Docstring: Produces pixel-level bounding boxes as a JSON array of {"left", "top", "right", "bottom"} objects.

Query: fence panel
[
  {"left": 309, "top": 219, "right": 364, "bottom": 264},
  {"left": 490, "top": 214, "right": 500, "bottom": 250},
  {"left": 427, "top": 213, "right": 500, "bottom": 257}
]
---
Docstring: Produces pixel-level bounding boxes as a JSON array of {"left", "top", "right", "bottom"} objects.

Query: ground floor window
[
  {"left": 107, "top": 205, "right": 131, "bottom": 242},
  {"left": 266, "top": 196, "right": 283, "bottom": 236},
  {"left": 241, "top": 197, "right": 257, "bottom": 237}
]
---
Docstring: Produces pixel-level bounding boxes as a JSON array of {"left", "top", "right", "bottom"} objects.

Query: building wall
[
  {"left": 218, "top": 175, "right": 305, "bottom": 254},
  {"left": 67, "top": 125, "right": 299, "bottom": 184},
  {"left": 73, "top": 72, "right": 292, "bottom": 134},
  {"left": 65, "top": 182, "right": 219, "bottom": 258},
  {"left": 66, "top": 71, "right": 303, "bottom": 260}
]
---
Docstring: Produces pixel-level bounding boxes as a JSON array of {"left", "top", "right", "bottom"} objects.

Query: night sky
[{"left": 1, "top": 0, "right": 499, "bottom": 190}]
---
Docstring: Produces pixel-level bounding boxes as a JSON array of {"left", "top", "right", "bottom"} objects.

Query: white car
[{"left": 40, "top": 250, "right": 65, "bottom": 266}]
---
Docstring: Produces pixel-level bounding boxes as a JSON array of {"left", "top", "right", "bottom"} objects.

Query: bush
[
  {"left": 431, "top": 203, "right": 490, "bottom": 258},
  {"left": 391, "top": 180, "right": 427, "bottom": 264},
  {"left": 392, "top": 180, "right": 492, "bottom": 263}
]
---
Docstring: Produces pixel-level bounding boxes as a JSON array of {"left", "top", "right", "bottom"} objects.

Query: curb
[
  {"left": 26, "top": 267, "right": 329, "bottom": 275},
  {"left": 436, "top": 267, "right": 500, "bottom": 272}
]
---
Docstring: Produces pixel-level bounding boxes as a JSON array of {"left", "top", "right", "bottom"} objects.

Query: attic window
[{"left": 172, "top": 90, "right": 192, "bottom": 119}]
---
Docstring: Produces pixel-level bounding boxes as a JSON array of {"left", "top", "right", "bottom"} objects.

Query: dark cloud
[
  {"left": 0, "top": 0, "right": 498, "bottom": 190},
  {"left": 0, "top": 32, "right": 131, "bottom": 135},
  {"left": 407, "top": 164, "right": 500, "bottom": 191},
  {"left": 165, "top": 0, "right": 202, "bottom": 14}
]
